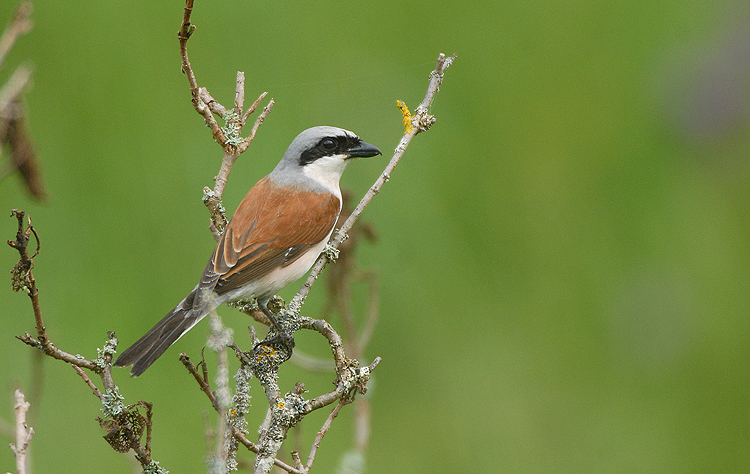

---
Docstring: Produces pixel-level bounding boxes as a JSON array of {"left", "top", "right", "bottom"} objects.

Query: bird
[{"left": 114, "top": 126, "right": 382, "bottom": 376}]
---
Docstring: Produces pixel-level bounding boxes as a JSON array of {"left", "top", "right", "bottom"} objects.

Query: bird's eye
[{"left": 321, "top": 138, "right": 337, "bottom": 150}]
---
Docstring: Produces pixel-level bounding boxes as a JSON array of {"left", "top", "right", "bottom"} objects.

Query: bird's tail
[{"left": 114, "top": 289, "right": 205, "bottom": 376}]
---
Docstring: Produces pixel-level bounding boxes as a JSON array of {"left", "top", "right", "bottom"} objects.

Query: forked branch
[{"left": 178, "top": 0, "right": 273, "bottom": 236}]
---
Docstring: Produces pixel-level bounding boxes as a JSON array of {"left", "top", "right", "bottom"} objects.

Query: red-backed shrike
[{"left": 114, "top": 126, "right": 381, "bottom": 376}]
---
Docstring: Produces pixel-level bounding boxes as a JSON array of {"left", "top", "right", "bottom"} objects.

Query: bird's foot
[{"left": 253, "top": 331, "right": 295, "bottom": 357}]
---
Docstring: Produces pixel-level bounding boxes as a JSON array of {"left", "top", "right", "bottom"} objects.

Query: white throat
[{"left": 302, "top": 154, "right": 348, "bottom": 199}]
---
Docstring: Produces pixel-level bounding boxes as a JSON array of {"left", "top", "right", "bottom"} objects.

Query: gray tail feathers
[{"left": 114, "top": 291, "right": 205, "bottom": 376}]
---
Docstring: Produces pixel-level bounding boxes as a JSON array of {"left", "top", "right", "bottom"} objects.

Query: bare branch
[
  {"left": 8, "top": 210, "right": 100, "bottom": 370},
  {"left": 181, "top": 352, "right": 303, "bottom": 474},
  {"left": 176, "top": 0, "right": 273, "bottom": 233},
  {"left": 298, "top": 317, "right": 348, "bottom": 376},
  {"left": 237, "top": 98, "right": 274, "bottom": 154},
  {"left": 73, "top": 364, "right": 103, "bottom": 399},
  {"left": 8, "top": 212, "right": 162, "bottom": 471},
  {"left": 8, "top": 389, "right": 34, "bottom": 474},
  {"left": 177, "top": 0, "right": 227, "bottom": 146},
  {"left": 242, "top": 92, "right": 267, "bottom": 126},
  {"left": 297, "top": 53, "right": 457, "bottom": 302},
  {"left": 180, "top": 353, "right": 221, "bottom": 411},
  {"left": 234, "top": 71, "right": 245, "bottom": 117},
  {"left": 197, "top": 87, "right": 228, "bottom": 117},
  {"left": 305, "top": 399, "right": 348, "bottom": 471},
  {"left": 0, "top": 2, "right": 33, "bottom": 69}
]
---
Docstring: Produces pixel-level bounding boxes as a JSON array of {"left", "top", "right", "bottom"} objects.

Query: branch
[
  {"left": 7, "top": 211, "right": 164, "bottom": 472},
  {"left": 178, "top": 0, "right": 225, "bottom": 146},
  {"left": 8, "top": 210, "right": 102, "bottom": 372},
  {"left": 8, "top": 389, "right": 34, "bottom": 474},
  {"left": 0, "top": 4, "right": 43, "bottom": 200},
  {"left": 303, "top": 399, "right": 348, "bottom": 472},
  {"left": 0, "top": 2, "right": 32, "bottom": 69},
  {"left": 297, "top": 53, "right": 457, "bottom": 302},
  {"left": 177, "top": 0, "right": 273, "bottom": 236},
  {"left": 180, "top": 352, "right": 303, "bottom": 474}
]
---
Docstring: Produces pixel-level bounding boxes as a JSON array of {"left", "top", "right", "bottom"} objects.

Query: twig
[
  {"left": 8, "top": 212, "right": 162, "bottom": 471},
  {"left": 0, "top": 2, "right": 33, "bottom": 69},
  {"left": 181, "top": 352, "right": 303, "bottom": 474},
  {"left": 237, "top": 98, "right": 274, "bottom": 154},
  {"left": 73, "top": 365, "right": 103, "bottom": 398},
  {"left": 0, "top": 65, "right": 33, "bottom": 120},
  {"left": 234, "top": 71, "right": 245, "bottom": 117},
  {"left": 7, "top": 210, "right": 98, "bottom": 370},
  {"left": 304, "top": 399, "right": 348, "bottom": 472},
  {"left": 178, "top": 0, "right": 226, "bottom": 146},
  {"left": 180, "top": 353, "right": 221, "bottom": 411},
  {"left": 297, "top": 53, "right": 457, "bottom": 302},
  {"left": 176, "top": 0, "right": 272, "bottom": 236},
  {"left": 297, "top": 317, "right": 348, "bottom": 376},
  {"left": 241, "top": 92, "right": 267, "bottom": 126},
  {"left": 8, "top": 389, "right": 34, "bottom": 474}
]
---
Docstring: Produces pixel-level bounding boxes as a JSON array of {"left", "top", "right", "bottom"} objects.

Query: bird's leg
[
  {"left": 254, "top": 298, "right": 295, "bottom": 354},
  {"left": 258, "top": 298, "right": 286, "bottom": 334}
]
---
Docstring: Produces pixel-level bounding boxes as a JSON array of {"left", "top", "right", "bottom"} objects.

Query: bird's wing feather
[{"left": 200, "top": 176, "right": 341, "bottom": 296}]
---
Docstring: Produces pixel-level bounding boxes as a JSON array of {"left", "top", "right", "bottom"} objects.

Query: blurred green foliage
[{"left": 3, "top": 0, "right": 750, "bottom": 472}]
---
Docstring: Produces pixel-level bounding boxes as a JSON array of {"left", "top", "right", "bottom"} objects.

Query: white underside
[
  {"left": 211, "top": 226, "right": 334, "bottom": 309},
  {"left": 169, "top": 220, "right": 335, "bottom": 346}
]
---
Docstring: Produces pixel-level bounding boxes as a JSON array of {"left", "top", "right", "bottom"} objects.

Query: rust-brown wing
[{"left": 199, "top": 176, "right": 341, "bottom": 296}]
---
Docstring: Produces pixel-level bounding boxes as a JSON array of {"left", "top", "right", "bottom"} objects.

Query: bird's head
[{"left": 271, "top": 126, "right": 382, "bottom": 193}]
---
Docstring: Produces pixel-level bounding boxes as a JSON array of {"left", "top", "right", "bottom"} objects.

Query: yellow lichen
[
  {"left": 255, "top": 345, "right": 277, "bottom": 360},
  {"left": 397, "top": 100, "right": 413, "bottom": 134}
]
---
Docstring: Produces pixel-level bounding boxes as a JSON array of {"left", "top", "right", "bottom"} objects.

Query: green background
[{"left": 3, "top": 0, "right": 750, "bottom": 472}]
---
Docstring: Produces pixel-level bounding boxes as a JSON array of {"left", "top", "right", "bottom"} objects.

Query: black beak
[{"left": 347, "top": 140, "right": 382, "bottom": 159}]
